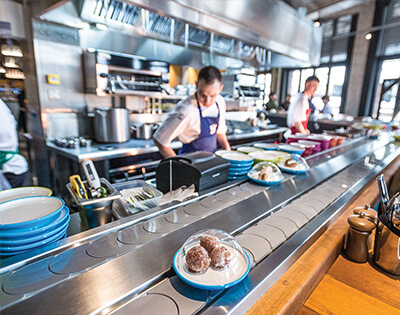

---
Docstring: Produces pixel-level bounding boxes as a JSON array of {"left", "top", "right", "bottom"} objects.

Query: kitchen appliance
[
  {"left": 222, "top": 74, "right": 262, "bottom": 99},
  {"left": 130, "top": 123, "right": 158, "bottom": 140},
  {"left": 94, "top": 107, "right": 130, "bottom": 143},
  {"left": 83, "top": 50, "right": 169, "bottom": 96},
  {"left": 155, "top": 151, "right": 230, "bottom": 194},
  {"left": 373, "top": 175, "right": 400, "bottom": 275}
]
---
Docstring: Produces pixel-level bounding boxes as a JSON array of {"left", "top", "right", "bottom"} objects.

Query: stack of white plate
[
  {"left": 220, "top": 152, "right": 254, "bottom": 180},
  {"left": 0, "top": 195, "right": 70, "bottom": 258}
]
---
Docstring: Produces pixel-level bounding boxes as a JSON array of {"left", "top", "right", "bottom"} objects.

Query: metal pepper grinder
[{"left": 343, "top": 208, "right": 377, "bottom": 263}]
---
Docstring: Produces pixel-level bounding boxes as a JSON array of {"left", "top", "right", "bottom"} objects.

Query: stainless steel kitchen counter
[
  {"left": 1, "top": 135, "right": 398, "bottom": 314},
  {"left": 46, "top": 127, "right": 288, "bottom": 162}
]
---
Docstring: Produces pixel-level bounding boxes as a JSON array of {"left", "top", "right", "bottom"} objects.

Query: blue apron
[{"left": 179, "top": 96, "right": 220, "bottom": 154}]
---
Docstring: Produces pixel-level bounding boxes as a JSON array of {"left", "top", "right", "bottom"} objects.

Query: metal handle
[{"left": 377, "top": 174, "right": 389, "bottom": 211}]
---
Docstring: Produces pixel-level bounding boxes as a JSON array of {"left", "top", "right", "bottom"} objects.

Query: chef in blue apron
[{"left": 154, "top": 66, "right": 231, "bottom": 158}]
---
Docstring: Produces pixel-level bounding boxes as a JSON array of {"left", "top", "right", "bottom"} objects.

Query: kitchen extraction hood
[{"left": 38, "top": 0, "right": 322, "bottom": 68}]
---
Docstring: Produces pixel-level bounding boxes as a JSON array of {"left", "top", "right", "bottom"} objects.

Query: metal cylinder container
[{"left": 94, "top": 108, "right": 130, "bottom": 143}]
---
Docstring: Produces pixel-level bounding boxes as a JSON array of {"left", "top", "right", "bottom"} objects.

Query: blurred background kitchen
[{"left": 1, "top": 0, "right": 399, "bottom": 197}]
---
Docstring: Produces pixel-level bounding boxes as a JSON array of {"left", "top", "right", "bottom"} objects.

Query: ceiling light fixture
[
  {"left": 3, "top": 56, "right": 19, "bottom": 68},
  {"left": 314, "top": 20, "right": 321, "bottom": 27},
  {"left": 1, "top": 44, "right": 23, "bottom": 57},
  {"left": 365, "top": 33, "right": 372, "bottom": 40}
]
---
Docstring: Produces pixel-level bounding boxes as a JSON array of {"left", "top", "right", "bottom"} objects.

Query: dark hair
[
  {"left": 305, "top": 75, "right": 320, "bottom": 83},
  {"left": 269, "top": 92, "right": 277, "bottom": 97},
  {"left": 198, "top": 66, "right": 222, "bottom": 84},
  {"left": 322, "top": 95, "right": 329, "bottom": 101}
]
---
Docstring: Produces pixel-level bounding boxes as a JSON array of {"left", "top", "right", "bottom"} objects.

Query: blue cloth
[{"left": 179, "top": 96, "right": 220, "bottom": 154}]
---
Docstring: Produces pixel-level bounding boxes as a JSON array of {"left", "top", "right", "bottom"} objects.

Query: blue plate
[
  {"left": 278, "top": 144, "right": 305, "bottom": 155},
  {"left": 254, "top": 143, "right": 279, "bottom": 150},
  {"left": 277, "top": 162, "right": 310, "bottom": 174},
  {"left": 0, "top": 225, "right": 68, "bottom": 252},
  {"left": 221, "top": 152, "right": 254, "bottom": 164},
  {"left": 229, "top": 175, "right": 247, "bottom": 181},
  {"left": 0, "top": 214, "right": 70, "bottom": 246},
  {"left": 229, "top": 169, "right": 250, "bottom": 176},
  {"left": 248, "top": 173, "right": 284, "bottom": 186},
  {"left": 0, "top": 196, "right": 65, "bottom": 230},
  {"left": 0, "top": 206, "right": 69, "bottom": 238},
  {"left": 0, "top": 232, "right": 67, "bottom": 258},
  {"left": 229, "top": 164, "right": 253, "bottom": 171},
  {"left": 172, "top": 243, "right": 251, "bottom": 290}
]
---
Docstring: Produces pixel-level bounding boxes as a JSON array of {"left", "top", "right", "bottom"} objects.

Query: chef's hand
[
  {"left": 153, "top": 138, "right": 176, "bottom": 158},
  {"left": 217, "top": 133, "right": 231, "bottom": 151}
]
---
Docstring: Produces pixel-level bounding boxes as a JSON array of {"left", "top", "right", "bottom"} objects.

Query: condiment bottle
[
  {"left": 353, "top": 204, "right": 378, "bottom": 223},
  {"left": 343, "top": 211, "right": 376, "bottom": 263}
]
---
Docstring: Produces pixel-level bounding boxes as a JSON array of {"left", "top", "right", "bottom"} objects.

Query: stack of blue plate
[
  {"left": 0, "top": 196, "right": 70, "bottom": 258},
  {"left": 220, "top": 152, "right": 254, "bottom": 181}
]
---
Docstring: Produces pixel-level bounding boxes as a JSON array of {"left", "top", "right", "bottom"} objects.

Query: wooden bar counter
[{"left": 247, "top": 156, "right": 400, "bottom": 315}]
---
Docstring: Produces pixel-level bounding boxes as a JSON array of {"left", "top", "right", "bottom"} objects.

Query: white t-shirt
[
  {"left": 0, "top": 99, "right": 28, "bottom": 175},
  {"left": 153, "top": 95, "right": 227, "bottom": 147},
  {"left": 287, "top": 92, "right": 309, "bottom": 128}
]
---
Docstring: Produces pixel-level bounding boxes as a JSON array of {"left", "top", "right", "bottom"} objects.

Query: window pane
[
  {"left": 315, "top": 67, "right": 329, "bottom": 97},
  {"left": 336, "top": 15, "right": 353, "bottom": 35},
  {"left": 321, "top": 20, "right": 334, "bottom": 37},
  {"left": 331, "top": 38, "right": 348, "bottom": 62},
  {"left": 300, "top": 68, "right": 314, "bottom": 91},
  {"left": 380, "top": 59, "right": 400, "bottom": 82},
  {"left": 289, "top": 70, "right": 300, "bottom": 95},
  {"left": 328, "top": 66, "right": 346, "bottom": 114},
  {"left": 378, "top": 83, "right": 398, "bottom": 122}
]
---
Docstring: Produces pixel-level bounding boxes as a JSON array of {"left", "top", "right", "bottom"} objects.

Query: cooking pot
[
  {"left": 131, "top": 123, "right": 159, "bottom": 140},
  {"left": 94, "top": 108, "right": 130, "bottom": 143}
]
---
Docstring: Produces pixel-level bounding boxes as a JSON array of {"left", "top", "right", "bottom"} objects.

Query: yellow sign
[{"left": 46, "top": 74, "right": 60, "bottom": 85}]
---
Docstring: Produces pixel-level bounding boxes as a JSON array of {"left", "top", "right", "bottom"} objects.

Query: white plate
[
  {"left": 237, "top": 146, "right": 263, "bottom": 154},
  {"left": 0, "top": 197, "right": 64, "bottom": 228},
  {"left": 220, "top": 152, "right": 254, "bottom": 162},
  {"left": 0, "top": 187, "right": 52, "bottom": 204},
  {"left": 173, "top": 241, "right": 250, "bottom": 290}
]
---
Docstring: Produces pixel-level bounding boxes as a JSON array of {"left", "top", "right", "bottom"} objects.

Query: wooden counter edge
[{"left": 246, "top": 155, "right": 400, "bottom": 315}]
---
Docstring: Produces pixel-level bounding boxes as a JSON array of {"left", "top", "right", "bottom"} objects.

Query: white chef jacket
[
  {"left": 287, "top": 92, "right": 309, "bottom": 128},
  {"left": 0, "top": 99, "right": 28, "bottom": 175},
  {"left": 153, "top": 95, "right": 227, "bottom": 147}
]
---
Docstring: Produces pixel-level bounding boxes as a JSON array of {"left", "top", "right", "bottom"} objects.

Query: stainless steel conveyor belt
[{"left": 1, "top": 135, "right": 399, "bottom": 314}]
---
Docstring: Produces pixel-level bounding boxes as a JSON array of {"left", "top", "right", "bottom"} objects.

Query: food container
[
  {"left": 247, "top": 162, "right": 284, "bottom": 186},
  {"left": 298, "top": 140, "right": 321, "bottom": 153},
  {"left": 66, "top": 178, "right": 121, "bottom": 229},
  {"left": 307, "top": 135, "right": 331, "bottom": 151},
  {"left": 130, "top": 123, "right": 159, "bottom": 140},
  {"left": 287, "top": 134, "right": 309, "bottom": 144},
  {"left": 336, "top": 136, "right": 346, "bottom": 145},
  {"left": 113, "top": 180, "right": 163, "bottom": 213},
  {"left": 290, "top": 143, "right": 313, "bottom": 157},
  {"left": 329, "top": 136, "right": 338, "bottom": 148},
  {"left": 277, "top": 154, "right": 310, "bottom": 174},
  {"left": 172, "top": 229, "right": 250, "bottom": 290},
  {"left": 278, "top": 144, "right": 305, "bottom": 156}
]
